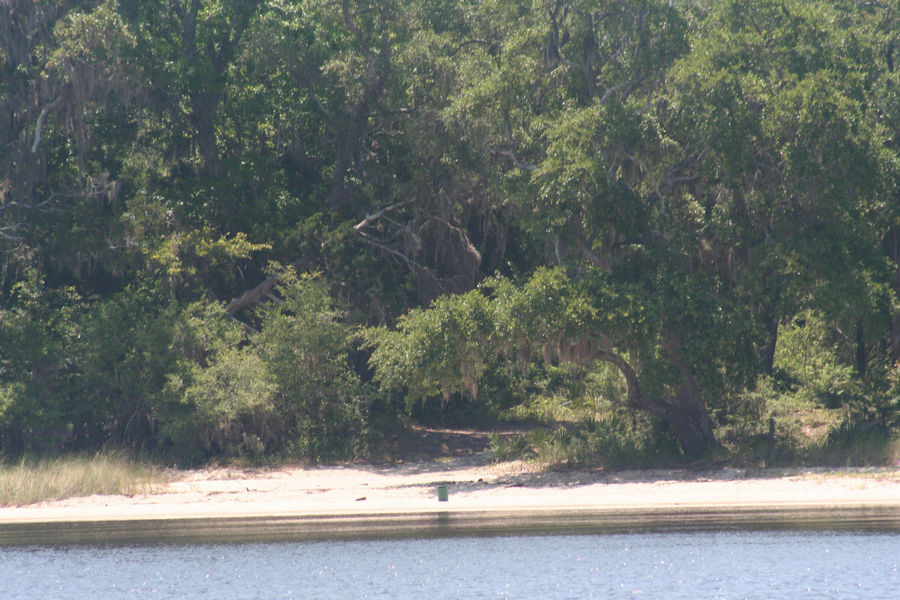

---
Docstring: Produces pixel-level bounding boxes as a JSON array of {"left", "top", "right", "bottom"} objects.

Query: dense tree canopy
[{"left": 1, "top": 0, "right": 898, "bottom": 463}]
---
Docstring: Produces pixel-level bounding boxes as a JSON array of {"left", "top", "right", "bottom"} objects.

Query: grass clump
[
  {"left": 0, "top": 452, "right": 170, "bottom": 507},
  {"left": 488, "top": 432, "right": 530, "bottom": 462}
]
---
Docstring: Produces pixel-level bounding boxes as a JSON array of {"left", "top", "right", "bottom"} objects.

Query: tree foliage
[{"left": 1, "top": 0, "right": 898, "bottom": 462}]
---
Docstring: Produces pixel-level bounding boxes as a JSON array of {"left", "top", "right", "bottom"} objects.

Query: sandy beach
[{"left": 2, "top": 455, "right": 900, "bottom": 543}]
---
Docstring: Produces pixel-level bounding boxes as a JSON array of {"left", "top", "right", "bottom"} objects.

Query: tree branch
[
  {"left": 594, "top": 349, "right": 645, "bottom": 407},
  {"left": 225, "top": 275, "right": 279, "bottom": 316},
  {"left": 495, "top": 149, "right": 538, "bottom": 172},
  {"left": 31, "top": 96, "right": 62, "bottom": 153},
  {"left": 341, "top": 0, "right": 374, "bottom": 61},
  {"left": 594, "top": 348, "right": 676, "bottom": 419},
  {"left": 447, "top": 39, "right": 492, "bottom": 57},
  {"left": 354, "top": 199, "right": 414, "bottom": 232}
]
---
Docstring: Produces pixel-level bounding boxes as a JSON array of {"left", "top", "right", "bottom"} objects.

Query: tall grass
[{"left": 0, "top": 452, "right": 170, "bottom": 507}]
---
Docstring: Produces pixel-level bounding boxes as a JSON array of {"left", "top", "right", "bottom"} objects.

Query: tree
[
  {"left": 1, "top": 0, "right": 138, "bottom": 296},
  {"left": 451, "top": 0, "right": 723, "bottom": 454},
  {"left": 666, "top": 0, "right": 898, "bottom": 388}
]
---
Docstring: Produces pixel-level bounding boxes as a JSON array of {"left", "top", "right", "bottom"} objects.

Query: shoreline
[
  {"left": 3, "top": 505, "right": 899, "bottom": 546},
  {"left": 2, "top": 458, "right": 899, "bottom": 544}
]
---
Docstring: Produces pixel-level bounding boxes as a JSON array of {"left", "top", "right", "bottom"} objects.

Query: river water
[{"left": 3, "top": 530, "right": 899, "bottom": 599}]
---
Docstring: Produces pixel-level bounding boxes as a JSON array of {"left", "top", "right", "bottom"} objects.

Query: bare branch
[
  {"left": 31, "top": 96, "right": 62, "bottom": 153},
  {"left": 599, "top": 76, "right": 645, "bottom": 104},
  {"left": 496, "top": 118, "right": 537, "bottom": 171},
  {"left": 365, "top": 96, "right": 417, "bottom": 119},
  {"left": 355, "top": 230, "right": 448, "bottom": 300},
  {"left": 653, "top": 153, "right": 702, "bottom": 199},
  {"left": 0, "top": 225, "right": 23, "bottom": 241},
  {"left": 495, "top": 149, "right": 538, "bottom": 172},
  {"left": 354, "top": 199, "right": 414, "bottom": 232}
]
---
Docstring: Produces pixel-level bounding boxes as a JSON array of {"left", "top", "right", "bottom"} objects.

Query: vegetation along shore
[{"left": 1, "top": 1, "right": 899, "bottom": 478}]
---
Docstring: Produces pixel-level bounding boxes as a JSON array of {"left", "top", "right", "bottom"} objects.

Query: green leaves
[
  {"left": 365, "top": 267, "right": 634, "bottom": 412},
  {"left": 1, "top": 0, "right": 899, "bottom": 462},
  {"left": 254, "top": 269, "right": 368, "bottom": 458},
  {"left": 364, "top": 287, "right": 491, "bottom": 409}
]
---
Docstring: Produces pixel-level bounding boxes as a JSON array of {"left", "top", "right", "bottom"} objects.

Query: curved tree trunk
[{"left": 596, "top": 348, "right": 717, "bottom": 457}]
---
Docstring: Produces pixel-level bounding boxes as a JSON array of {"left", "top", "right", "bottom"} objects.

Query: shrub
[
  {"left": 255, "top": 270, "right": 369, "bottom": 460},
  {"left": 774, "top": 311, "right": 865, "bottom": 409}
]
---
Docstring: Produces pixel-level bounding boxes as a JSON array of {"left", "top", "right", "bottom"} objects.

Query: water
[{"left": 3, "top": 530, "right": 899, "bottom": 599}]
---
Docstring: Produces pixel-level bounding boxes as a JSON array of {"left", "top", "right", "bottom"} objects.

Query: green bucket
[{"left": 436, "top": 485, "right": 449, "bottom": 502}]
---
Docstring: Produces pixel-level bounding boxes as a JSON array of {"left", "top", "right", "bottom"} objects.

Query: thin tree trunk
[
  {"left": 856, "top": 321, "right": 867, "bottom": 379},
  {"left": 759, "top": 312, "right": 779, "bottom": 375},
  {"left": 328, "top": 97, "right": 371, "bottom": 208},
  {"left": 888, "top": 228, "right": 900, "bottom": 365},
  {"left": 328, "top": 1, "right": 392, "bottom": 209}
]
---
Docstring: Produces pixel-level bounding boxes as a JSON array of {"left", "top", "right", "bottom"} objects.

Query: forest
[{"left": 1, "top": 0, "right": 899, "bottom": 467}]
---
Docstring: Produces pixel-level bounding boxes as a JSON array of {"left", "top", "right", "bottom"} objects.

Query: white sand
[{"left": 2, "top": 456, "right": 899, "bottom": 524}]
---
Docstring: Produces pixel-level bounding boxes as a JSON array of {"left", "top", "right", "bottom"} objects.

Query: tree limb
[
  {"left": 354, "top": 199, "right": 414, "bottom": 232},
  {"left": 447, "top": 39, "right": 492, "bottom": 57},
  {"left": 225, "top": 275, "right": 279, "bottom": 316},
  {"left": 31, "top": 96, "right": 62, "bottom": 153},
  {"left": 495, "top": 149, "right": 538, "bottom": 172}
]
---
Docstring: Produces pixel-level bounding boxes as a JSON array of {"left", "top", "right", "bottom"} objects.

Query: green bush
[
  {"left": 497, "top": 409, "right": 678, "bottom": 470},
  {"left": 364, "top": 288, "right": 492, "bottom": 414},
  {"left": 715, "top": 311, "right": 900, "bottom": 467},
  {"left": 160, "top": 271, "right": 372, "bottom": 464},
  {"left": 817, "top": 417, "right": 896, "bottom": 466},
  {"left": 774, "top": 311, "right": 865, "bottom": 409},
  {"left": 256, "top": 270, "right": 369, "bottom": 460},
  {"left": 161, "top": 301, "right": 279, "bottom": 463}
]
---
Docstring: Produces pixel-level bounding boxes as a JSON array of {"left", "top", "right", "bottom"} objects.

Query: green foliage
[
  {"left": 148, "top": 230, "right": 271, "bottom": 299},
  {"left": 2, "top": 0, "right": 899, "bottom": 465},
  {"left": 488, "top": 432, "right": 529, "bottom": 462},
  {"left": 255, "top": 269, "right": 369, "bottom": 460},
  {"left": 717, "top": 310, "right": 899, "bottom": 466},
  {"left": 818, "top": 418, "right": 897, "bottom": 467},
  {"left": 0, "top": 284, "right": 63, "bottom": 454},
  {"left": 774, "top": 312, "right": 865, "bottom": 409},
  {"left": 364, "top": 288, "right": 492, "bottom": 411},
  {"left": 161, "top": 270, "right": 371, "bottom": 463},
  {"left": 490, "top": 267, "right": 598, "bottom": 360},
  {"left": 523, "top": 412, "right": 677, "bottom": 470},
  {"left": 161, "top": 301, "right": 277, "bottom": 463},
  {"left": 69, "top": 284, "right": 178, "bottom": 449}
]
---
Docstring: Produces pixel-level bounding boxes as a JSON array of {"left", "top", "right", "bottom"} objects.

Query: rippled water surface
[{"left": 4, "top": 530, "right": 899, "bottom": 599}]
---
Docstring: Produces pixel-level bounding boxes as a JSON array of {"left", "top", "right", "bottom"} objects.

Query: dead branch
[
  {"left": 225, "top": 275, "right": 279, "bottom": 316},
  {"left": 354, "top": 199, "right": 414, "bottom": 232},
  {"left": 31, "top": 96, "right": 63, "bottom": 153}
]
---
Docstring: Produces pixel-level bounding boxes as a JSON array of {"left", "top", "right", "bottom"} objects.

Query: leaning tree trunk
[
  {"left": 596, "top": 348, "right": 717, "bottom": 457},
  {"left": 660, "top": 339, "right": 718, "bottom": 456}
]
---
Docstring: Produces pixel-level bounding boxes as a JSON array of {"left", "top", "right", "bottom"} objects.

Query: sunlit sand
[{"left": 2, "top": 457, "right": 898, "bottom": 529}]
